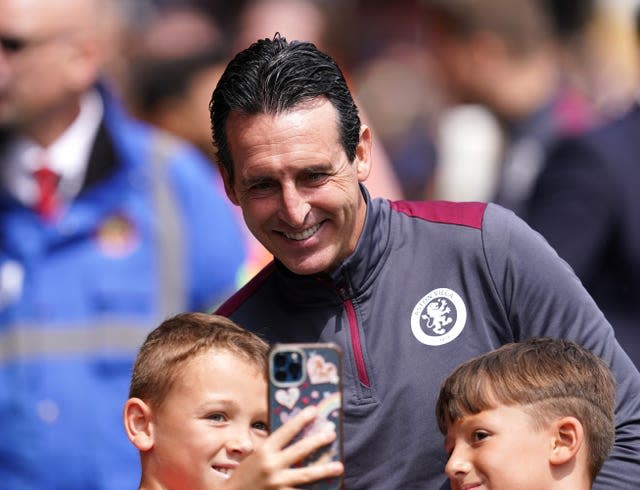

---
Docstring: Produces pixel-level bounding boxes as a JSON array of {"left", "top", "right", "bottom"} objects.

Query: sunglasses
[{"left": 0, "top": 30, "right": 69, "bottom": 54}]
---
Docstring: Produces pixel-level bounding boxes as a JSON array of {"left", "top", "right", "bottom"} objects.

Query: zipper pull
[{"left": 336, "top": 280, "right": 349, "bottom": 300}]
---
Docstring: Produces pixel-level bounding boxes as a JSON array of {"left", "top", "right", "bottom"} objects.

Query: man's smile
[{"left": 282, "top": 222, "right": 321, "bottom": 241}]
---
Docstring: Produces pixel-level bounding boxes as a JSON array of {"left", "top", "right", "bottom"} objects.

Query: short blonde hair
[{"left": 129, "top": 312, "right": 269, "bottom": 408}]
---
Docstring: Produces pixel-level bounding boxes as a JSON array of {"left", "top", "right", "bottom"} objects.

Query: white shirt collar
[{"left": 1, "top": 89, "right": 104, "bottom": 206}]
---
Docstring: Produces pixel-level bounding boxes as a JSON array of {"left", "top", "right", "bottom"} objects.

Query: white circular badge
[{"left": 411, "top": 288, "right": 467, "bottom": 346}]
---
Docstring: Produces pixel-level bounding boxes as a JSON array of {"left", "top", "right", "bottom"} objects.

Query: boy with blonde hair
[
  {"left": 436, "top": 337, "right": 616, "bottom": 489},
  {"left": 123, "top": 312, "right": 343, "bottom": 489}
]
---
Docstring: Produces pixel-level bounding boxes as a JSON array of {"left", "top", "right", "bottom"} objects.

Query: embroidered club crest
[{"left": 411, "top": 288, "right": 467, "bottom": 346}]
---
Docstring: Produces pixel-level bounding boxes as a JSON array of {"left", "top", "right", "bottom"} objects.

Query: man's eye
[
  {"left": 307, "top": 172, "right": 327, "bottom": 182},
  {"left": 250, "top": 181, "right": 275, "bottom": 191}
]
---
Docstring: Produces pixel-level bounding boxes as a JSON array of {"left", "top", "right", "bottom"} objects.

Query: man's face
[
  {"left": 0, "top": 0, "right": 91, "bottom": 134},
  {"left": 149, "top": 349, "right": 269, "bottom": 490},
  {"left": 222, "top": 99, "right": 372, "bottom": 276}
]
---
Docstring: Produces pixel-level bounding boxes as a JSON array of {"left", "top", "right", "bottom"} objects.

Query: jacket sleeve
[{"left": 482, "top": 204, "right": 640, "bottom": 489}]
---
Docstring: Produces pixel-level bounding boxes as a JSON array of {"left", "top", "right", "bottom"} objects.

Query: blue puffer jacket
[{"left": 0, "top": 85, "right": 247, "bottom": 489}]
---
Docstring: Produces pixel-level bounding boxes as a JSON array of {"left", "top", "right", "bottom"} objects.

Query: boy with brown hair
[
  {"left": 436, "top": 337, "right": 616, "bottom": 489},
  {"left": 123, "top": 312, "right": 343, "bottom": 490}
]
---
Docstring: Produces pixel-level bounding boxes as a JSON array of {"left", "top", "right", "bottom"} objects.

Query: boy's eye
[
  {"left": 208, "top": 413, "right": 227, "bottom": 422},
  {"left": 252, "top": 421, "right": 269, "bottom": 433},
  {"left": 472, "top": 430, "right": 489, "bottom": 443}
]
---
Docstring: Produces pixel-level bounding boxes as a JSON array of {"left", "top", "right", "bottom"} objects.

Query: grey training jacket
[{"left": 217, "top": 186, "right": 640, "bottom": 490}]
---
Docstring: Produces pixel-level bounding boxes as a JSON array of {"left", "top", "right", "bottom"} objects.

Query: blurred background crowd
[
  {"left": 112, "top": 0, "right": 640, "bottom": 202},
  {"left": 2, "top": 0, "right": 640, "bottom": 488}
]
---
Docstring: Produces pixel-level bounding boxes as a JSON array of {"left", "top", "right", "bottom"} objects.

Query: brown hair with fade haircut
[
  {"left": 129, "top": 312, "right": 269, "bottom": 409},
  {"left": 435, "top": 337, "right": 616, "bottom": 482}
]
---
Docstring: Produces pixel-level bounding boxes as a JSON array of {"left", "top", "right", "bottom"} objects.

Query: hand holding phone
[
  {"left": 222, "top": 406, "right": 343, "bottom": 490},
  {"left": 268, "top": 343, "right": 344, "bottom": 490}
]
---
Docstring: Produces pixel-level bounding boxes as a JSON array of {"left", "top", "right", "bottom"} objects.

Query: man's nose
[{"left": 279, "top": 184, "right": 310, "bottom": 227}]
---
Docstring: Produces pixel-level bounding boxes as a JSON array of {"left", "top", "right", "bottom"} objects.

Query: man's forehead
[
  {"left": 228, "top": 101, "right": 339, "bottom": 141},
  {"left": 229, "top": 97, "right": 333, "bottom": 122}
]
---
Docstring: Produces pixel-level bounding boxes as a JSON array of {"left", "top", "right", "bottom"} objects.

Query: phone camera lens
[
  {"left": 272, "top": 350, "right": 304, "bottom": 384},
  {"left": 289, "top": 362, "right": 301, "bottom": 379}
]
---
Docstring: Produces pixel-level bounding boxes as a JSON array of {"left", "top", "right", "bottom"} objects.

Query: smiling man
[
  {"left": 211, "top": 35, "right": 640, "bottom": 489},
  {"left": 222, "top": 99, "right": 371, "bottom": 276}
]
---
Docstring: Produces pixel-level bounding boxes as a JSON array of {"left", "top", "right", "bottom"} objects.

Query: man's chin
[{"left": 282, "top": 256, "right": 332, "bottom": 276}]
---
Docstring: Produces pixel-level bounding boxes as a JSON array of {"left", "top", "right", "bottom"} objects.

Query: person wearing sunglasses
[{"left": 0, "top": 1, "right": 249, "bottom": 489}]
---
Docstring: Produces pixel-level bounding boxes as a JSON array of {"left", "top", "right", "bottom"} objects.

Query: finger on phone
[
  {"left": 267, "top": 405, "right": 318, "bottom": 449},
  {"left": 280, "top": 427, "right": 336, "bottom": 466},
  {"left": 282, "top": 460, "right": 344, "bottom": 488}
]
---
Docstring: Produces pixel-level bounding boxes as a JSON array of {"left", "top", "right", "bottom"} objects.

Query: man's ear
[
  {"left": 123, "top": 397, "right": 155, "bottom": 452},
  {"left": 64, "top": 30, "right": 104, "bottom": 93},
  {"left": 549, "top": 416, "right": 584, "bottom": 466},
  {"left": 354, "top": 125, "right": 372, "bottom": 182},
  {"left": 218, "top": 164, "right": 239, "bottom": 205}
]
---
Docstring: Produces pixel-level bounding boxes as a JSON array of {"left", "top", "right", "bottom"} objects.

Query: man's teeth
[
  {"left": 284, "top": 223, "right": 320, "bottom": 240},
  {"left": 213, "top": 467, "right": 233, "bottom": 477}
]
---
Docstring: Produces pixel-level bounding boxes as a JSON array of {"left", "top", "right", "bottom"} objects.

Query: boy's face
[
  {"left": 148, "top": 348, "right": 268, "bottom": 490},
  {"left": 444, "top": 404, "right": 554, "bottom": 489}
]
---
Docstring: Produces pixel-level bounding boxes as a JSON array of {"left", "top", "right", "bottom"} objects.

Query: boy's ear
[
  {"left": 123, "top": 397, "right": 155, "bottom": 452},
  {"left": 549, "top": 416, "right": 584, "bottom": 466}
]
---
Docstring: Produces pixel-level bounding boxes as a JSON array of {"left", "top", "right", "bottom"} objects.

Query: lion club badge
[{"left": 411, "top": 288, "right": 467, "bottom": 346}]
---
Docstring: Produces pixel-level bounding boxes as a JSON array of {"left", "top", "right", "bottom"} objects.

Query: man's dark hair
[{"left": 210, "top": 33, "right": 361, "bottom": 182}]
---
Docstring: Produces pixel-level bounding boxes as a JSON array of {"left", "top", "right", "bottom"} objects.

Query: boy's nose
[
  {"left": 225, "top": 431, "right": 255, "bottom": 456},
  {"left": 444, "top": 449, "right": 472, "bottom": 479}
]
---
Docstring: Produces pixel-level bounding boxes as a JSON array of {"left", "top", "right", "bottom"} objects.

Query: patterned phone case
[{"left": 268, "top": 343, "right": 343, "bottom": 490}]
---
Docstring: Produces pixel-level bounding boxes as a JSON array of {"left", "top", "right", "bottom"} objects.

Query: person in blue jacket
[
  {"left": 0, "top": 0, "right": 247, "bottom": 488},
  {"left": 210, "top": 34, "right": 640, "bottom": 489}
]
